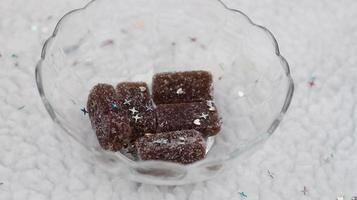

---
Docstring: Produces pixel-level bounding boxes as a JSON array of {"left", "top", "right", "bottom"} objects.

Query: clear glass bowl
[{"left": 35, "top": 0, "right": 294, "bottom": 185}]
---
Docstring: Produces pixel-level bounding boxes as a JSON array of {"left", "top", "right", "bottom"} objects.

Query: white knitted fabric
[{"left": 0, "top": 0, "right": 356, "bottom": 199}]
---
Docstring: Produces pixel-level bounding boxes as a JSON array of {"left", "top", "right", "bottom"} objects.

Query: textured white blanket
[{"left": 1, "top": 0, "right": 356, "bottom": 199}]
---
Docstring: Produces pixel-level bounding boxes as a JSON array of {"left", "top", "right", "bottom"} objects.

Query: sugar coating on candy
[
  {"left": 116, "top": 83, "right": 152, "bottom": 110},
  {"left": 116, "top": 82, "right": 156, "bottom": 137},
  {"left": 156, "top": 101, "right": 221, "bottom": 137},
  {"left": 152, "top": 70, "right": 213, "bottom": 104},
  {"left": 116, "top": 82, "right": 151, "bottom": 105},
  {"left": 95, "top": 112, "right": 132, "bottom": 151},
  {"left": 135, "top": 130, "right": 206, "bottom": 164},
  {"left": 87, "top": 84, "right": 128, "bottom": 128},
  {"left": 87, "top": 84, "right": 132, "bottom": 151},
  {"left": 87, "top": 84, "right": 124, "bottom": 119}
]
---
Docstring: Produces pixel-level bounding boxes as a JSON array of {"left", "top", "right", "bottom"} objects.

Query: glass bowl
[{"left": 35, "top": 0, "right": 294, "bottom": 185}]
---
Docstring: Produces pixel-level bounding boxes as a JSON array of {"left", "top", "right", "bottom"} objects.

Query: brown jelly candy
[
  {"left": 95, "top": 112, "right": 132, "bottom": 151},
  {"left": 156, "top": 101, "right": 221, "bottom": 137},
  {"left": 116, "top": 82, "right": 156, "bottom": 137},
  {"left": 87, "top": 83, "right": 124, "bottom": 119},
  {"left": 87, "top": 83, "right": 128, "bottom": 128},
  {"left": 135, "top": 130, "right": 206, "bottom": 164},
  {"left": 87, "top": 84, "right": 131, "bottom": 151},
  {"left": 152, "top": 70, "right": 213, "bottom": 104},
  {"left": 116, "top": 82, "right": 151, "bottom": 105}
]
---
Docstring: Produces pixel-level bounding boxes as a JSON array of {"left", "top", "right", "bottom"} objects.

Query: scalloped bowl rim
[{"left": 35, "top": 0, "right": 294, "bottom": 169}]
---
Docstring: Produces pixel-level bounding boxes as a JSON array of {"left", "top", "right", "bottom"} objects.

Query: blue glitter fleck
[
  {"left": 111, "top": 103, "right": 119, "bottom": 109},
  {"left": 239, "top": 192, "right": 247, "bottom": 199}
]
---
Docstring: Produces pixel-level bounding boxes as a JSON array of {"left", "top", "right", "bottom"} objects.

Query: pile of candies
[{"left": 87, "top": 70, "right": 221, "bottom": 164}]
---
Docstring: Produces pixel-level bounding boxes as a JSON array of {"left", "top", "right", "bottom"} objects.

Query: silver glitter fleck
[
  {"left": 206, "top": 100, "right": 216, "bottom": 111},
  {"left": 238, "top": 91, "right": 245, "bottom": 97},
  {"left": 199, "top": 113, "right": 209, "bottom": 119},
  {"left": 132, "top": 114, "right": 142, "bottom": 122},
  {"left": 207, "top": 100, "right": 214, "bottom": 105},
  {"left": 193, "top": 119, "right": 201, "bottom": 125},
  {"left": 176, "top": 88, "right": 184, "bottom": 94},
  {"left": 139, "top": 86, "right": 146, "bottom": 92},
  {"left": 123, "top": 99, "right": 131, "bottom": 105},
  {"left": 146, "top": 105, "right": 154, "bottom": 111},
  {"left": 177, "top": 136, "right": 186, "bottom": 144},
  {"left": 153, "top": 138, "right": 168, "bottom": 144},
  {"left": 129, "top": 107, "right": 138, "bottom": 114}
]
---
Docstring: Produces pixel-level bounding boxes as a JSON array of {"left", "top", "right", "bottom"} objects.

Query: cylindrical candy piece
[
  {"left": 135, "top": 130, "right": 206, "bottom": 164},
  {"left": 152, "top": 70, "right": 213, "bottom": 104},
  {"left": 96, "top": 112, "right": 132, "bottom": 151},
  {"left": 87, "top": 83, "right": 131, "bottom": 151},
  {"left": 116, "top": 82, "right": 156, "bottom": 137},
  {"left": 156, "top": 101, "right": 221, "bottom": 137}
]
